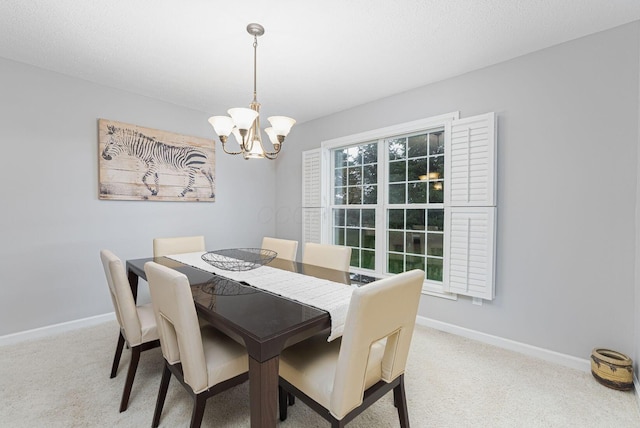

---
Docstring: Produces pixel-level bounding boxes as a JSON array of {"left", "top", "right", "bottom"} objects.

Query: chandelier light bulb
[
  {"left": 231, "top": 127, "right": 243, "bottom": 146},
  {"left": 267, "top": 116, "right": 296, "bottom": 139},
  {"left": 227, "top": 108, "right": 258, "bottom": 132},
  {"left": 265, "top": 127, "right": 278, "bottom": 146},
  {"left": 208, "top": 116, "right": 234, "bottom": 140}
]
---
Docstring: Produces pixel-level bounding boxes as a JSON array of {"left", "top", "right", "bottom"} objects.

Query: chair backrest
[
  {"left": 144, "top": 262, "right": 208, "bottom": 393},
  {"left": 268, "top": 257, "right": 298, "bottom": 273},
  {"left": 153, "top": 235, "right": 206, "bottom": 257},
  {"left": 302, "top": 243, "right": 352, "bottom": 271},
  {"left": 330, "top": 269, "right": 424, "bottom": 419},
  {"left": 262, "top": 237, "right": 299, "bottom": 262},
  {"left": 100, "top": 249, "right": 144, "bottom": 346}
]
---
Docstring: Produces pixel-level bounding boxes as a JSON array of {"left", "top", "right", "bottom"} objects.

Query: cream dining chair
[
  {"left": 100, "top": 249, "right": 160, "bottom": 412},
  {"left": 302, "top": 242, "right": 352, "bottom": 271},
  {"left": 153, "top": 235, "right": 206, "bottom": 257},
  {"left": 278, "top": 269, "right": 425, "bottom": 428},
  {"left": 144, "top": 262, "right": 249, "bottom": 428},
  {"left": 262, "top": 236, "right": 299, "bottom": 261}
]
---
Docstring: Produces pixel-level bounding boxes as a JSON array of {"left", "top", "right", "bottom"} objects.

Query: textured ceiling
[{"left": 1, "top": 1, "right": 639, "bottom": 124}]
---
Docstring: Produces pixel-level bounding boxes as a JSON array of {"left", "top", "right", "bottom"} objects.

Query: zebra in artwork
[{"left": 101, "top": 125, "right": 215, "bottom": 198}]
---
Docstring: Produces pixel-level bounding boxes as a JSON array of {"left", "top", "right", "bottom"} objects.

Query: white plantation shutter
[
  {"left": 447, "top": 112, "right": 496, "bottom": 206},
  {"left": 303, "top": 149, "right": 322, "bottom": 207},
  {"left": 302, "top": 208, "right": 323, "bottom": 244},
  {"left": 302, "top": 149, "right": 325, "bottom": 244},
  {"left": 445, "top": 207, "right": 496, "bottom": 299},
  {"left": 444, "top": 113, "right": 497, "bottom": 299}
]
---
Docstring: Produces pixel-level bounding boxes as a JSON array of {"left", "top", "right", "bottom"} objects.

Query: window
[
  {"left": 385, "top": 130, "right": 445, "bottom": 283},
  {"left": 302, "top": 112, "right": 497, "bottom": 299},
  {"left": 332, "top": 142, "right": 378, "bottom": 270}
]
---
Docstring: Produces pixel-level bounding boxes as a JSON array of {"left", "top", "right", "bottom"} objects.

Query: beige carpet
[{"left": 1, "top": 321, "right": 639, "bottom": 427}]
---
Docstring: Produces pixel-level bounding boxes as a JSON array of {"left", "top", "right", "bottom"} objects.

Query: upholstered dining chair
[
  {"left": 100, "top": 249, "right": 160, "bottom": 412},
  {"left": 302, "top": 242, "right": 352, "bottom": 272},
  {"left": 144, "top": 262, "right": 249, "bottom": 428},
  {"left": 278, "top": 269, "right": 425, "bottom": 428},
  {"left": 262, "top": 236, "right": 299, "bottom": 261},
  {"left": 153, "top": 235, "right": 206, "bottom": 257}
]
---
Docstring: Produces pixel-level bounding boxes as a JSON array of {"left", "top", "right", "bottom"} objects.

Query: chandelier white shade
[{"left": 208, "top": 23, "right": 295, "bottom": 160}]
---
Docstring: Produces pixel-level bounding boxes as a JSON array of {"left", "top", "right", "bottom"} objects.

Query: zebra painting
[{"left": 99, "top": 120, "right": 215, "bottom": 201}]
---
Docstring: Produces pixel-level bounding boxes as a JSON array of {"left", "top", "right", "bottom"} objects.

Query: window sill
[
  {"left": 422, "top": 282, "right": 458, "bottom": 300},
  {"left": 349, "top": 269, "right": 458, "bottom": 300}
]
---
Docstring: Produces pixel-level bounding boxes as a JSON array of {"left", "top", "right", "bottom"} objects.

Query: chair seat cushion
[
  {"left": 280, "top": 334, "right": 385, "bottom": 410},
  {"left": 201, "top": 326, "right": 249, "bottom": 388},
  {"left": 135, "top": 303, "right": 159, "bottom": 345}
]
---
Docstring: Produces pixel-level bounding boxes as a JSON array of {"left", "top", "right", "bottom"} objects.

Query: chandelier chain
[{"left": 253, "top": 36, "right": 258, "bottom": 102}]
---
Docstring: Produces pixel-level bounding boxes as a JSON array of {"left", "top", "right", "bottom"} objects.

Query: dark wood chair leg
[
  {"left": 331, "top": 419, "right": 346, "bottom": 428},
  {"left": 288, "top": 392, "right": 295, "bottom": 405},
  {"left": 152, "top": 364, "right": 172, "bottom": 428},
  {"left": 119, "top": 345, "right": 141, "bottom": 412},
  {"left": 393, "top": 376, "right": 410, "bottom": 428},
  {"left": 190, "top": 394, "right": 207, "bottom": 428},
  {"left": 278, "top": 385, "right": 288, "bottom": 421},
  {"left": 110, "top": 332, "right": 125, "bottom": 378}
]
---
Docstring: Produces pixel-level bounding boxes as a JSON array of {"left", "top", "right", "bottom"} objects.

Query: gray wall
[
  {"left": 276, "top": 21, "right": 640, "bottom": 371},
  {"left": 0, "top": 58, "right": 277, "bottom": 335}
]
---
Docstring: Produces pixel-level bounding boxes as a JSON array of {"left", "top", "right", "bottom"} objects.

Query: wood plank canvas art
[{"left": 98, "top": 119, "right": 215, "bottom": 202}]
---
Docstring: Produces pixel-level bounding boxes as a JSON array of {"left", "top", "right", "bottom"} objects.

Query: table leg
[
  {"left": 127, "top": 269, "right": 139, "bottom": 302},
  {"left": 249, "top": 355, "right": 279, "bottom": 428}
]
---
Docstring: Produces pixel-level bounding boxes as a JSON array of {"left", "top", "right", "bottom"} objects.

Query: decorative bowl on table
[
  {"left": 200, "top": 276, "right": 258, "bottom": 296},
  {"left": 201, "top": 248, "right": 278, "bottom": 271}
]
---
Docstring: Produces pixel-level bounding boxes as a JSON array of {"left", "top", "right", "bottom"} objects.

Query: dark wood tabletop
[{"left": 125, "top": 255, "right": 373, "bottom": 428}]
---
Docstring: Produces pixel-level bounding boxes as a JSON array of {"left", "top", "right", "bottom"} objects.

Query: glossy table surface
[{"left": 125, "top": 255, "right": 375, "bottom": 427}]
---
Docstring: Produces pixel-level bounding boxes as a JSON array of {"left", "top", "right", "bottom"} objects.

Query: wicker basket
[
  {"left": 201, "top": 248, "right": 277, "bottom": 271},
  {"left": 590, "top": 348, "right": 634, "bottom": 391}
]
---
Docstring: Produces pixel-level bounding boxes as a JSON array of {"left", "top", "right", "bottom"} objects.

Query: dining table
[{"left": 126, "top": 253, "right": 375, "bottom": 428}]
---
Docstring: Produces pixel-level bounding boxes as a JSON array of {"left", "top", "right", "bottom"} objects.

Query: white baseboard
[
  {"left": 416, "top": 316, "right": 592, "bottom": 373},
  {"left": 0, "top": 312, "right": 115, "bottom": 346}
]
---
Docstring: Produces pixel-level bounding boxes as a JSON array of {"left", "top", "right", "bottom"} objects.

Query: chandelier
[{"left": 208, "top": 23, "right": 296, "bottom": 160}]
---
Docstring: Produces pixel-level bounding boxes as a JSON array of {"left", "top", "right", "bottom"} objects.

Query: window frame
[{"left": 321, "top": 112, "right": 460, "bottom": 298}]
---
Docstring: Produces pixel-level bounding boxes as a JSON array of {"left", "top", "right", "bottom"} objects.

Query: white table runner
[{"left": 165, "top": 251, "right": 355, "bottom": 341}]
